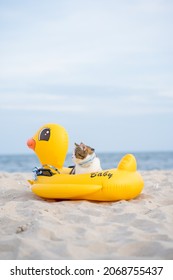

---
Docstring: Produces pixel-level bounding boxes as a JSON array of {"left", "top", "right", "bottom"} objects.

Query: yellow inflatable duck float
[{"left": 27, "top": 123, "right": 144, "bottom": 201}]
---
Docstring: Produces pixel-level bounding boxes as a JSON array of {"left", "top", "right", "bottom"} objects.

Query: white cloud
[
  {"left": 1, "top": 0, "right": 172, "bottom": 90},
  {"left": 2, "top": 103, "right": 84, "bottom": 112},
  {"left": 0, "top": 0, "right": 173, "bottom": 115},
  {"left": 158, "top": 90, "right": 173, "bottom": 98},
  {"left": 1, "top": 87, "right": 173, "bottom": 116},
  {"left": 0, "top": 92, "right": 85, "bottom": 112}
]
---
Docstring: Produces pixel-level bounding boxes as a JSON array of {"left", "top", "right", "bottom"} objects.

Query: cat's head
[{"left": 74, "top": 142, "right": 95, "bottom": 160}]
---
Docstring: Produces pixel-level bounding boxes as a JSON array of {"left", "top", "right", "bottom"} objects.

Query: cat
[{"left": 71, "top": 142, "right": 102, "bottom": 174}]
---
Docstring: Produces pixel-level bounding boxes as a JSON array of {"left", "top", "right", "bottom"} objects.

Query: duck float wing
[{"left": 31, "top": 183, "right": 102, "bottom": 199}]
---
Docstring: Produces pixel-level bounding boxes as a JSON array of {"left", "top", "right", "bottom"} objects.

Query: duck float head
[{"left": 27, "top": 123, "right": 68, "bottom": 169}]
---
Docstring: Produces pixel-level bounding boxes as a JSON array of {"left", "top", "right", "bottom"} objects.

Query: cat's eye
[{"left": 39, "top": 128, "right": 50, "bottom": 141}]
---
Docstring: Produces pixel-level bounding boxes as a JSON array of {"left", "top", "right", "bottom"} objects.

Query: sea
[{"left": 0, "top": 152, "right": 173, "bottom": 172}]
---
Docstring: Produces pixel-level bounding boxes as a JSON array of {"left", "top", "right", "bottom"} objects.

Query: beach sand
[{"left": 0, "top": 171, "right": 173, "bottom": 260}]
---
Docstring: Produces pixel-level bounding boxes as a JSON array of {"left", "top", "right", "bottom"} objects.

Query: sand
[{"left": 0, "top": 170, "right": 173, "bottom": 260}]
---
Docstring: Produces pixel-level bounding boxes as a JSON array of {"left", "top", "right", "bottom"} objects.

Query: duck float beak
[{"left": 27, "top": 138, "right": 36, "bottom": 150}]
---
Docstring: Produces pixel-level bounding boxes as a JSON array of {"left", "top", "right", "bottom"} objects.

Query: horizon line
[{"left": 0, "top": 150, "right": 173, "bottom": 156}]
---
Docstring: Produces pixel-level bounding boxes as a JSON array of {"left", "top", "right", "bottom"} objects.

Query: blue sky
[{"left": 0, "top": 0, "right": 173, "bottom": 154}]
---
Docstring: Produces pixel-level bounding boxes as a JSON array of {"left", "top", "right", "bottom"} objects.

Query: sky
[{"left": 0, "top": 0, "right": 173, "bottom": 154}]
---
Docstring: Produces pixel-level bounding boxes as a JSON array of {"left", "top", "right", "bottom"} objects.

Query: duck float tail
[
  {"left": 117, "top": 153, "right": 137, "bottom": 172},
  {"left": 27, "top": 123, "right": 144, "bottom": 201}
]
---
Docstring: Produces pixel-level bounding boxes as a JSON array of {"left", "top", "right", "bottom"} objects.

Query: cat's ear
[{"left": 75, "top": 143, "right": 79, "bottom": 147}]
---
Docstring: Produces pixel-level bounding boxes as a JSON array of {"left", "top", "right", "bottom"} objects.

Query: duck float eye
[{"left": 39, "top": 128, "right": 50, "bottom": 141}]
